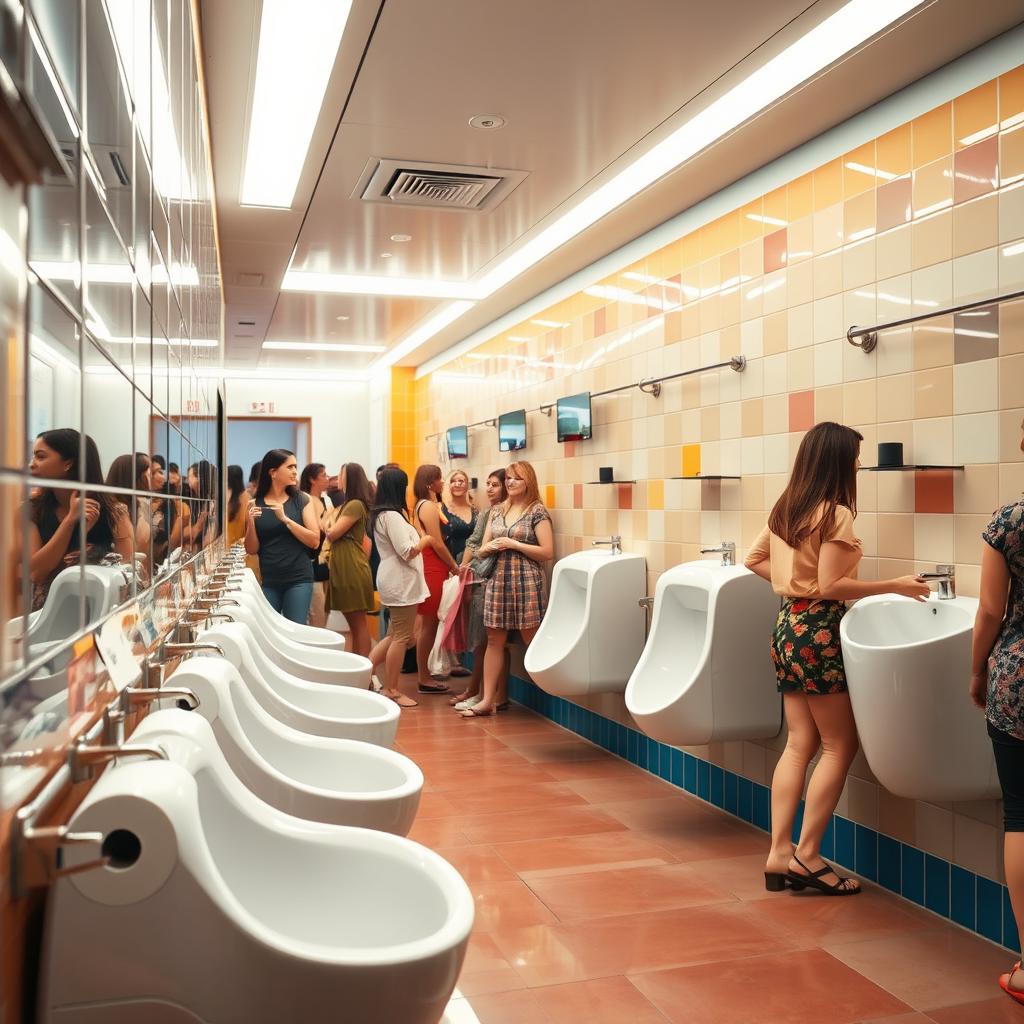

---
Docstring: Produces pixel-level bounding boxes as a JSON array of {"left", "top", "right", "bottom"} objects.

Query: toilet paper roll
[{"left": 65, "top": 760, "right": 189, "bottom": 906}]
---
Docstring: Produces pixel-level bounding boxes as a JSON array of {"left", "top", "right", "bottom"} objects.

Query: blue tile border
[{"left": 508, "top": 674, "right": 1020, "bottom": 954}]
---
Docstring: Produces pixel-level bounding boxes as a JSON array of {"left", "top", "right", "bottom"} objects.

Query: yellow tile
[
  {"left": 813, "top": 158, "right": 843, "bottom": 210},
  {"left": 954, "top": 80, "right": 998, "bottom": 149},
  {"left": 876, "top": 123, "right": 912, "bottom": 179},
  {"left": 681, "top": 231, "right": 701, "bottom": 266},
  {"left": 912, "top": 156, "right": 952, "bottom": 218},
  {"left": 739, "top": 198, "right": 764, "bottom": 242},
  {"left": 719, "top": 210, "right": 740, "bottom": 253},
  {"left": 787, "top": 173, "right": 814, "bottom": 221},
  {"left": 843, "top": 141, "right": 876, "bottom": 197},
  {"left": 647, "top": 480, "right": 664, "bottom": 510},
  {"left": 545, "top": 484, "right": 556, "bottom": 509},
  {"left": 912, "top": 103, "right": 952, "bottom": 167},
  {"left": 844, "top": 190, "right": 876, "bottom": 242},
  {"left": 681, "top": 443, "right": 701, "bottom": 477},
  {"left": 1001, "top": 65, "right": 1024, "bottom": 130},
  {"left": 764, "top": 186, "right": 787, "bottom": 225}
]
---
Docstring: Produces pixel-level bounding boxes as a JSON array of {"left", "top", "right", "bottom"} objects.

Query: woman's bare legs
[
  {"left": 369, "top": 632, "right": 415, "bottom": 706},
  {"left": 415, "top": 613, "right": 447, "bottom": 689},
  {"left": 1002, "top": 834, "right": 1024, "bottom": 991},
  {"left": 450, "top": 641, "right": 485, "bottom": 705},
  {"left": 765, "top": 693, "right": 818, "bottom": 875},
  {"left": 345, "top": 610, "right": 370, "bottom": 658}
]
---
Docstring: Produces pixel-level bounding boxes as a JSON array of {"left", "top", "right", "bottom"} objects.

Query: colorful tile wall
[{"left": 415, "top": 66, "right": 1024, "bottom": 891}]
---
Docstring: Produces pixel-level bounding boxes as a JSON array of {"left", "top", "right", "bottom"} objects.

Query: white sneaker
[{"left": 454, "top": 695, "right": 481, "bottom": 711}]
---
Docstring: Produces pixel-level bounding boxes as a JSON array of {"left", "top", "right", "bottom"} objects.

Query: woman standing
[
  {"left": 28, "top": 429, "right": 132, "bottom": 609},
  {"left": 444, "top": 469, "right": 477, "bottom": 563},
  {"left": 105, "top": 453, "right": 153, "bottom": 576},
  {"left": 368, "top": 467, "right": 432, "bottom": 707},
  {"left": 150, "top": 456, "right": 181, "bottom": 568},
  {"left": 970, "top": 416, "right": 1024, "bottom": 1005},
  {"left": 745, "top": 422, "right": 929, "bottom": 896},
  {"left": 462, "top": 461, "right": 553, "bottom": 718},
  {"left": 244, "top": 449, "right": 320, "bottom": 623},
  {"left": 185, "top": 460, "right": 217, "bottom": 549},
  {"left": 325, "top": 463, "right": 376, "bottom": 657},
  {"left": 225, "top": 465, "right": 250, "bottom": 547},
  {"left": 300, "top": 462, "right": 331, "bottom": 628},
  {"left": 413, "top": 465, "right": 462, "bottom": 695}
]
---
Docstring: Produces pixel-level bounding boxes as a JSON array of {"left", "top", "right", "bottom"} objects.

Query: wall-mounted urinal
[
  {"left": 157, "top": 661, "right": 421, "bottom": 832},
  {"left": 210, "top": 601, "right": 371, "bottom": 687},
  {"left": 524, "top": 550, "right": 647, "bottom": 695},
  {"left": 626, "top": 561, "right": 781, "bottom": 744},
  {"left": 228, "top": 569, "right": 345, "bottom": 649},
  {"left": 841, "top": 594, "right": 998, "bottom": 801},
  {"left": 27, "top": 566, "right": 129, "bottom": 700},
  {"left": 195, "top": 621, "right": 399, "bottom": 746},
  {"left": 40, "top": 759, "right": 473, "bottom": 1022}
]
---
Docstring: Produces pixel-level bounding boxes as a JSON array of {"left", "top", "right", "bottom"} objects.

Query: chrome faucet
[
  {"left": 918, "top": 564, "right": 955, "bottom": 600},
  {"left": 160, "top": 641, "right": 226, "bottom": 659},
  {"left": 121, "top": 687, "right": 200, "bottom": 712},
  {"left": 68, "top": 739, "right": 167, "bottom": 782},
  {"left": 592, "top": 535, "right": 622, "bottom": 555},
  {"left": 638, "top": 596, "right": 654, "bottom": 610},
  {"left": 700, "top": 541, "right": 736, "bottom": 567}
]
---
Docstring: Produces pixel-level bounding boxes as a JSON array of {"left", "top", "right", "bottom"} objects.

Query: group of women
[{"left": 27, "top": 427, "right": 217, "bottom": 609}]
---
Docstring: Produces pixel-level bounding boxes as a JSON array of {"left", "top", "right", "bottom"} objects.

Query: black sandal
[
  {"left": 417, "top": 682, "right": 451, "bottom": 694},
  {"left": 785, "top": 854, "right": 861, "bottom": 896}
]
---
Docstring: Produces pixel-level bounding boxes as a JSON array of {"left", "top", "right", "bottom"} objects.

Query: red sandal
[{"left": 999, "top": 962, "right": 1024, "bottom": 1005}]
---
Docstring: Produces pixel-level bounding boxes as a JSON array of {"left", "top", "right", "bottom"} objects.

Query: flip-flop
[
  {"left": 448, "top": 691, "right": 475, "bottom": 706},
  {"left": 418, "top": 682, "right": 451, "bottom": 694},
  {"left": 460, "top": 707, "right": 494, "bottom": 718},
  {"left": 1000, "top": 962, "right": 1024, "bottom": 1005},
  {"left": 387, "top": 694, "right": 418, "bottom": 708},
  {"left": 449, "top": 667, "right": 472, "bottom": 677}
]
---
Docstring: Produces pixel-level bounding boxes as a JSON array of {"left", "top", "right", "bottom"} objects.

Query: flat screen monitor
[
  {"left": 446, "top": 425, "right": 468, "bottom": 459},
  {"left": 497, "top": 409, "right": 527, "bottom": 452},
  {"left": 556, "top": 391, "right": 592, "bottom": 443}
]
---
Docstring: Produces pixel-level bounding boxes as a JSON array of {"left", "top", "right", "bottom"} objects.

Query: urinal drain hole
[
  {"left": 102, "top": 829, "right": 142, "bottom": 869},
  {"left": 176, "top": 699, "right": 193, "bottom": 710}
]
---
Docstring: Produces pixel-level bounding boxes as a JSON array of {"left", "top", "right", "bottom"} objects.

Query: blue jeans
[{"left": 261, "top": 580, "right": 314, "bottom": 625}]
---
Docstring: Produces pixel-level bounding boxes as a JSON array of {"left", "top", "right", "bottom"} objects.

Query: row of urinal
[
  {"left": 524, "top": 548, "right": 998, "bottom": 803},
  {"left": 40, "top": 554, "right": 474, "bottom": 1024}
]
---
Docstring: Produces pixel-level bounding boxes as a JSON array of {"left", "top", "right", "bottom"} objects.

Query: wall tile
[
  {"left": 787, "top": 303, "right": 813, "bottom": 349},
  {"left": 913, "top": 416, "right": 953, "bottom": 464},
  {"left": 953, "top": 358, "right": 998, "bottom": 413},
  {"left": 877, "top": 122, "right": 912, "bottom": 177},
  {"left": 913, "top": 156, "right": 953, "bottom": 217},
  {"left": 915, "top": 470, "right": 954, "bottom": 514},
  {"left": 913, "top": 318, "right": 954, "bottom": 370},
  {"left": 954, "top": 463, "right": 999, "bottom": 513},
  {"left": 954, "top": 304, "right": 999, "bottom": 363},
  {"left": 953, "top": 137, "right": 999, "bottom": 204},
  {"left": 955, "top": 513, "right": 991, "bottom": 562},
  {"left": 1002, "top": 124, "right": 1024, "bottom": 186},
  {"left": 844, "top": 190, "right": 875, "bottom": 242},
  {"left": 954, "top": 79, "right": 998, "bottom": 148},
  {"left": 952, "top": 247, "right": 998, "bottom": 303},
  {"left": 911, "top": 210, "right": 953, "bottom": 270},
  {"left": 953, "top": 194, "right": 999, "bottom": 257},
  {"left": 913, "top": 367, "right": 952, "bottom": 418},
  {"left": 877, "top": 511, "right": 913, "bottom": 557},
  {"left": 812, "top": 203, "right": 844, "bottom": 255},
  {"left": 877, "top": 175, "right": 912, "bottom": 233},
  {"left": 914, "top": 513, "right": 954, "bottom": 562},
  {"left": 1001, "top": 182, "right": 1024, "bottom": 242},
  {"left": 954, "top": 411, "right": 999, "bottom": 464},
  {"left": 1000, "top": 408, "right": 1024, "bottom": 462},
  {"left": 913, "top": 102, "right": 952, "bottom": 166},
  {"left": 788, "top": 389, "right": 814, "bottom": 431},
  {"left": 763, "top": 228, "right": 787, "bottom": 273}
]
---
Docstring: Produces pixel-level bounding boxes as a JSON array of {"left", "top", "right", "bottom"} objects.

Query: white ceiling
[{"left": 199, "top": 0, "right": 1024, "bottom": 374}]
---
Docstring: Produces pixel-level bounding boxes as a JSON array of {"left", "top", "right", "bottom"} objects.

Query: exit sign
[
  {"left": 184, "top": 399, "right": 200, "bottom": 413},
  {"left": 249, "top": 400, "right": 277, "bottom": 414}
]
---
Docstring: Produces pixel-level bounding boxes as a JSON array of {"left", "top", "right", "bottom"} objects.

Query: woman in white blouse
[{"left": 367, "top": 467, "right": 433, "bottom": 707}]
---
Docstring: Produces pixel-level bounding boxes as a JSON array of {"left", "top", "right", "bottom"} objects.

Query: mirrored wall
[{"left": 0, "top": 0, "right": 223, "bottom": 787}]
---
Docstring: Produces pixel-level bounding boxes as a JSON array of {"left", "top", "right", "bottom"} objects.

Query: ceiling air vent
[{"left": 354, "top": 158, "right": 528, "bottom": 213}]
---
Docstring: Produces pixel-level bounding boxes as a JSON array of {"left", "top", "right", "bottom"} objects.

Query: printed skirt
[{"left": 771, "top": 597, "right": 848, "bottom": 695}]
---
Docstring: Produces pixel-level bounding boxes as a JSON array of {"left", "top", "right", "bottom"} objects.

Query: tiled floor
[{"left": 403, "top": 680, "right": 1021, "bottom": 1023}]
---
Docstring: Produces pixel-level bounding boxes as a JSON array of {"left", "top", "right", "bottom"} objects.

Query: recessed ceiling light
[
  {"left": 468, "top": 114, "right": 506, "bottom": 131},
  {"left": 390, "top": 234, "right": 412, "bottom": 242},
  {"left": 282, "top": 271, "right": 479, "bottom": 300},
  {"left": 380, "top": 252, "right": 393, "bottom": 259},
  {"left": 262, "top": 340, "right": 386, "bottom": 352},
  {"left": 240, "top": 0, "right": 353, "bottom": 208}
]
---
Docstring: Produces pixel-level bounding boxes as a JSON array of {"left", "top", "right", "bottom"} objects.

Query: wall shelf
[
  {"left": 585, "top": 480, "right": 636, "bottom": 484},
  {"left": 671, "top": 475, "right": 742, "bottom": 480},
  {"left": 860, "top": 465, "right": 964, "bottom": 472}
]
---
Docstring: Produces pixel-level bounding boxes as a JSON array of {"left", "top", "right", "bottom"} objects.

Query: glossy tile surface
[{"left": 404, "top": 683, "right": 1021, "bottom": 1023}]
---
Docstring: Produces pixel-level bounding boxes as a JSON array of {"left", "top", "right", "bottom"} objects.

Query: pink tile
[
  {"left": 954, "top": 137, "right": 999, "bottom": 204},
  {"left": 764, "top": 228, "right": 788, "bottom": 273},
  {"left": 877, "top": 176, "right": 913, "bottom": 232},
  {"left": 594, "top": 306, "right": 606, "bottom": 336},
  {"left": 573, "top": 483, "right": 583, "bottom": 508},
  {"left": 789, "top": 389, "right": 815, "bottom": 431}
]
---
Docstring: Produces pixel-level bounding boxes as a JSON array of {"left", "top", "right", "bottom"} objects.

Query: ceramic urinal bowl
[
  {"left": 196, "top": 621, "right": 399, "bottom": 746},
  {"left": 40, "top": 759, "right": 474, "bottom": 1022},
  {"left": 625, "top": 561, "right": 781, "bottom": 745},
  {"left": 524, "top": 550, "right": 647, "bottom": 696},
  {"left": 840, "top": 594, "right": 998, "bottom": 801},
  {"left": 161, "top": 660, "right": 421, "bottom": 831},
  {"left": 231, "top": 568, "right": 345, "bottom": 648},
  {"left": 214, "top": 600, "right": 371, "bottom": 687}
]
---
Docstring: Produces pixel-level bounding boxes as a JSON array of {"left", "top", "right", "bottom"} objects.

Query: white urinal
[
  {"left": 40, "top": 760, "right": 473, "bottom": 1022},
  {"left": 626, "top": 561, "right": 781, "bottom": 744},
  {"left": 160, "top": 660, "right": 421, "bottom": 831},
  {"left": 841, "top": 594, "right": 998, "bottom": 801},
  {"left": 524, "top": 550, "right": 647, "bottom": 696},
  {"left": 229, "top": 569, "right": 345, "bottom": 649},
  {"left": 195, "top": 621, "right": 399, "bottom": 746},
  {"left": 213, "top": 600, "right": 371, "bottom": 687}
]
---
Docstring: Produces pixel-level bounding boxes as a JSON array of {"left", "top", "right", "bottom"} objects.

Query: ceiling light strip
[{"left": 281, "top": 270, "right": 479, "bottom": 300}]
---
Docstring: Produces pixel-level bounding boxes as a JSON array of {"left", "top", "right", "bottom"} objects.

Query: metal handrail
[{"left": 848, "top": 287, "right": 1024, "bottom": 352}]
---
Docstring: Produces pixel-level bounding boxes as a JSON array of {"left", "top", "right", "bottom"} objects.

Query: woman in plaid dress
[{"left": 460, "top": 461, "right": 553, "bottom": 718}]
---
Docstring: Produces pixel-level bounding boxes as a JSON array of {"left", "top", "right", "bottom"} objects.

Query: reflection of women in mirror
[
  {"left": 225, "top": 465, "right": 250, "bottom": 547},
  {"left": 299, "top": 462, "right": 331, "bottom": 628},
  {"left": 245, "top": 449, "right": 320, "bottom": 623},
  {"left": 28, "top": 429, "right": 132, "bottom": 609},
  {"left": 105, "top": 453, "right": 152, "bottom": 577},
  {"left": 971, "top": 417, "right": 1024, "bottom": 1005},
  {"left": 149, "top": 456, "right": 183, "bottom": 568},
  {"left": 324, "top": 463, "right": 375, "bottom": 657},
  {"left": 185, "top": 460, "right": 217, "bottom": 548}
]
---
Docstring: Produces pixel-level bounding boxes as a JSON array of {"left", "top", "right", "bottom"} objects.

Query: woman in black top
[
  {"left": 244, "top": 449, "right": 320, "bottom": 623},
  {"left": 28, "top": 429, "right": 132, "bottom": 609}
]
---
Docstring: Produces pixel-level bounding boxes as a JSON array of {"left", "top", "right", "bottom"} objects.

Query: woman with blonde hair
[
  {"left": 444, "top": 468, "right": 477, "bottom": 679},
  {"left": 461, "top": 460, "right": 553, "bottom": 717}
]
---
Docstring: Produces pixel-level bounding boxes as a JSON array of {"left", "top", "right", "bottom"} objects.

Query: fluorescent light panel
[
  {"left": 262, "top": 340, "right": 385, "bottom": 352},
  {"left": 281, "top": 270, "right": 479, "bottom": 300},
  {"left": 240, "top": 0, "right": 353, "bottom": 208}
]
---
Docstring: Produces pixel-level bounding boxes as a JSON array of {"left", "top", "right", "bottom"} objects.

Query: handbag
[
  {"left": 470, "top": 552, "right": 497, "bottom": 580},
  {"left": 313, "top": 506, "right": 339, "bottom": 582}
]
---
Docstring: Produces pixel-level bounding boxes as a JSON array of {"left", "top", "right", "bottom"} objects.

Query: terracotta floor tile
[
  {"left": 489, "top": 902, "right": 804, "bottom": 987},
  {"left": 406, "top": 817, "right": 472, "bottom": 848},
  {"left": 456, "top": 932, "right": 529, "bottom": 997},
  {"left": 631, "top": 948, "right": 910, "bottom": 1024},
  {"left": 512, "top": 740, "right": 616, "bottom": 764},
  {"left": 425, "top": 766, "right": 559, "bottom": 792},
  {"left": 524, "top": 862, "right": 735, "bottom": 922},
  {"left": 686, "top": 852, "right": 793, "bottom": 901},
  {"left": 857, "top": 1016, "right": 935, "bottom": 1023},
  {"left": 457, "top": 805, "right": 628, "bottom": 845},
  {"left": 825, "top": 926, "right": 1013, "bottom": 1010},
  {"left": 445, "top": 781, "right": 588, "bottom": 816},
  {"left": 926, "top": 993, "right": 1024, "bottom": 1021},
  {"left": 433, "top": 845, "right": 519, "bottom": 883},
  {"left": 465, "top": 975, "right": 668, "bottom": 1024},
  {"left": 471, "top": 880, "right": 562, "bottom": 932},
  {"left": 493, "top": 832, "right": 678, "bottom": 877},
  {"left": 566, "top": 774, "right": 682, "bottom": 805},
  {"left": 481, "top": 719, "right": 572, "bottom": 740},
  {"left": 413, "top": 792, "right": 463, "bottom": 819},
  {"left": 538, "top": 757, "right": 646, "bottom": 781}
]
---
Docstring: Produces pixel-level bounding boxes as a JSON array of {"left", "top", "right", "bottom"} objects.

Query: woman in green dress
[{"left": 325, "top": 462, "right": 375, "bottom": 657}]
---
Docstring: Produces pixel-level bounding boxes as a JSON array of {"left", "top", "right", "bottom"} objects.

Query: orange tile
[
  {"left": 844, "top": 190, "right": 876, "bottom": 242},
  {"left": 647, "top": 479, "right": 664, "bottom": 510},
  {"left": 434, "top": 845, "right": 520, "bottom": 883},
  {"left": 912, "top": 102, "right": 952, "bottom": 166},
  {"left": 763, "top": 227, "right": 788, "bottom": 273},
  {"left": 843, "top": 141, "right": 877, "bottom": 196},
  {"left": 914, "top": 469, "right": 954, "bottom": 513},
  {"left": 739, "top": 198, "right": 764, "bottom": 241},
  {"left": 813, "top": 158, "right": 843, "bottom": 210},
  {"left": 470, "top": 879, "right": 561, "bottom": 933},
  {"left": 877, "top": 175, "right": 912, "bottom": 232},
  {"left": 545, "top": 484, "right": 556, "bottom": 508},
  {"left": 877, "top": 123, "right": 913, "bottom": 178},
  {"left": 681, "top": 443, "right": 701, "bottom": 477},
  {"left": 789, "top": 389, "right": 815, "bottom": 431},
  {"left": 1001, "top": 65, "right": 1024, "bottom": 130},
  {"left": 456, "top": 805, "right": 628, "bottom": 845},
  {"left": 764, "top": 186, "right": 787, "bottom": 225},
  {"left": 787, "top": 173, "right": 814, "bottom": 221},
  {"left": 617, "top": 483, "right": 632, "bottom": 510},
  {"left": 573, "top": 483, "right": 582, "bottom": 508},
  {"left": 954, "top": 79, "right": 998, "bottom": 148}
]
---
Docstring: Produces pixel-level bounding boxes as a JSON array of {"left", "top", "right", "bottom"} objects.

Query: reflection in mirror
[
  {"left": 1, "top": 480, "right": 26, "bottom": 683},
  {"left": 84, "top": 176, "right": 132, "bottom": 354},
  {"left": 28, "top": 0, "right": 81, "bottom": 117},
  {"left": 28, "top": 282, "right": 81, "bottom": 442},
  {"left": 105, "top": 451, "right": 151, "bottom": 591}
]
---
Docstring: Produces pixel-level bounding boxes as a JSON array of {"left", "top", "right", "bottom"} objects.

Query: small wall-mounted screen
[
  {"left": 446, "top": 425, "right": 469, "bottom": 459},
  {"left": 556, "top": 392, "right": 592, "bottom": 442},
  {"left": 498, "top": 409, "right": 527, "bottom": 452}
]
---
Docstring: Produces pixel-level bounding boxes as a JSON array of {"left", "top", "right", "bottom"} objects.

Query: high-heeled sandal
[
  {"left": 785, "top": 854, "right": 861, "bottom": 896},
  {"left": 1000, "top": 962, "right": 1024, "bottom": 1005}
]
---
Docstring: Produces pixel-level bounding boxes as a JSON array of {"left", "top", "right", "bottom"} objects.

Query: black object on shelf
[
  {"left": 671, "top": 475, "right": 742, "bottom": 480},
  {"left": 586, "top": 479, "right": 636, "bottom": 484},
  {"left": 860, "top": 465, "right": 964, "bottom": 472}
]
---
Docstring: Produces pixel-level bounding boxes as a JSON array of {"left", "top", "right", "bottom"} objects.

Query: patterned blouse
[{"left": 983, "top": 500, "right": 1024, "bottom": 739}]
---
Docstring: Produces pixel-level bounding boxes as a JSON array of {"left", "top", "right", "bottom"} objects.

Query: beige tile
[
  {"left": 787, "top": 348, "right": 813, "bottom": 391},
  {"left": 846, "top": 777, "right": 879, "bottom": 828},
  {"left": 814, "top": 384, "right": 843, "bottom": 425},
  {"left": 953, "top": 358, "right": 998, "bottom": 414},
  {"left": 842, "top": 237, "right": 876, "bottom": 289},
  {"left": 1001, "top": 462, "right": 1024, "bottom": 504},
  {"left": 954, "top": 411, "right": 998, "bottom": 464},
  {"left": 913, "top": 367, "right": 952, "bottom": 418},
  {"left": 953, "top": 812, "right": 1002, "bottom": 881},
  {"left": 952, "top": 194, "right": 998, "bottom": 257},
  {"left": 878, "top": 789, "right": 917, "bottom": 845},
  {"left": 912, "top": 156, "right": 953, "bottom": 217},
  {"left": 876, "top": 225, "right": 912, "bottom": 279},
  {"left": 914, "top": 514, "right": 954, "bottom": 563},
  {"left": 812, "top": 250, "right": 844, "bottom": 298},
  {"left": 876, "top": 374, "right": 913, "bottom": 423},
  {"left": 763, "top": 311, "right": 787, "bottom": 355},
  {"left": 953, "top": 464, "right": 998, "bottom": 514},
  {"left": 912, "top": 318, "right": 954, "bottom": 370},
  {"left": 844, "top": 379, "right": 877, "bottom": 426},
  {"left": 915, "top": 802, "right": 953, "bottom": 860},
  {"left": 1000, "top": 353, "right": 1024, "bottom": 408},
  {"left": 877, "top": 512, "right": 914, "bottom": 558},
  {"left": 1000, "top": 408, "right": 1024, "bottom": 462},
  {"left": 954, "top": 513, "right": 990, "bottom": 563},
  {"left": 911, "top": 210, "right": 952, "bottom": 269},
  {"left": 1002, "top": 298, "right": 1024, "bottom": 355},
  {"left": 813, "top": 202, "right": 844, "bottom": 255},
  {"left": 913, "top": 416, "right": 954, "bottom": 464}
]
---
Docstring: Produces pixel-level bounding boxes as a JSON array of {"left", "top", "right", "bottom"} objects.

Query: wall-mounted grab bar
[{"left": 848, "top": 287, "right": 1024, "bottom": 352}]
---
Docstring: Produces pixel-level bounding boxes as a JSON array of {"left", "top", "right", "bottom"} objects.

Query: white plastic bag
[{"left": 427, "top": 575, "right": 461, "bottom": 675}]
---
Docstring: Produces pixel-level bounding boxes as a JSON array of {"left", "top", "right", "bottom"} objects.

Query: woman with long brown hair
[
  {"left": 745, "top": 421, "right": 929, "bottom": 896},
  {"left": 462, "top": 460, "right": 553, "bottom": 718}
]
